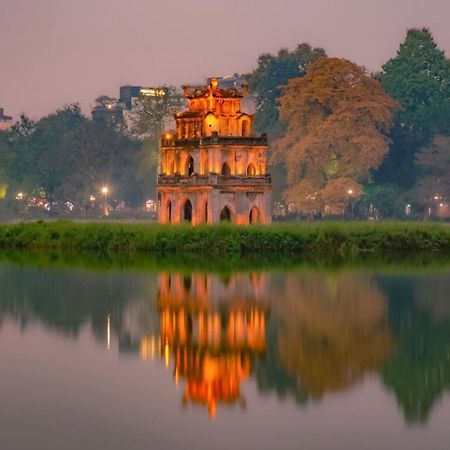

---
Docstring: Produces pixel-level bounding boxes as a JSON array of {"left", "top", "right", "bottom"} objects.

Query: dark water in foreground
[{"left": 1, "top": 255, "right": 450, "bottom": 450}]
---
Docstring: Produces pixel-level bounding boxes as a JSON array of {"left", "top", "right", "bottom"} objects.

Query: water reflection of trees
[
  {"left": 3, "top": 260, "right": 450, "bottom": 424},
  {"left": 0, "top": 264, "right": 158, "bottom": 345},
  {"left": 380, "top": 275, "right": 450, "bottom": 423},
  {"left": 255, "top": 273, "right": 392, "bottom": 400}
]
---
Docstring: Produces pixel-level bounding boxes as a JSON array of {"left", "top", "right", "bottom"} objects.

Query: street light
[
  {"left": 101, "top": 186, "right": 109, "bottom": 216},
  {"left": 348, "top": 189, "right": 354, "bottom": 219}
]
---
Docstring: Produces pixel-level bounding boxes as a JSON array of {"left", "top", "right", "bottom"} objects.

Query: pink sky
[{"left": 1, "top": 0, "right": 449, "bottom": 120}]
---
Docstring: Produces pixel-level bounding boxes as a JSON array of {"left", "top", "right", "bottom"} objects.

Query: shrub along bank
[{"left": 0, "top": 221, "right": 450, "bottom": 256}]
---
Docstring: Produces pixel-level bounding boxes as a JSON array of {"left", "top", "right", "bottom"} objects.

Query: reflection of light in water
[
  {"left": 140, "top": 336, "right": 158, "bottom": 361},
  {"left": 107, "top": 314, "right": 111, "bottom": 350},
  {"left": 164, "top": 339, "right": 170, "bottom": 368}
]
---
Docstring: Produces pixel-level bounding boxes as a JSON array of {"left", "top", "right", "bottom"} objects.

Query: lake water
[{"left": 1, "top": 255, "right": 450, "bottom": 450}]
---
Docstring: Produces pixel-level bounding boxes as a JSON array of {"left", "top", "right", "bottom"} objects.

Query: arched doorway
[
  {"left": 247, "top": 163, "right": 256, "bottom": 176},
  {"left": 167, "top": 200, "right": 172, "bottom": 223},
  {"left": 203, "top": 201, "right": 208, "bottom": 223},
  {"left": 220, "top": 206, "right": 232, "bottom": 222},
  {"left": 249, "top": 206, "right": 260, "bottom": 224},
  {"left": 183, "top": 199, "right": 192, "bottom": 222},
  {"left": 221, "top": 162, "right": 231, "bottom": 177},
  {"left": 186, "top": 156, "right": 194, "bottom": 176}
]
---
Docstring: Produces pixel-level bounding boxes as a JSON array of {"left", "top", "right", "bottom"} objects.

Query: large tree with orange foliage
[{"left": 273, "top": 57, "right": 399, "bottom": 215}]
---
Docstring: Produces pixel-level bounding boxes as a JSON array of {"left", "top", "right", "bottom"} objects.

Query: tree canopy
[
  {"left": 249, "top": 43, "right": 326, "bottom": 137},
  {"left": 409, "top": 135, "right": 450, "bottom": 210},
  {"left": 273, "top": 57, "right": 399, "bottom": 214},
  {"left": 0, "top": 105, "right": 153, "bottom": 214},
  {"left": 377, "top": 28, "right": 450, "bottom": 189},
  {"left": 128, "top": 86, "right": 183, "bottom": 138}
]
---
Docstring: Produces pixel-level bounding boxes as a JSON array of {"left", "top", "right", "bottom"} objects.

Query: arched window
[
  {"left": 167, "top": 201, "right": 172, "bottom": 223},
  {"left": 246, "top": 163, "right": 256, "bottom": 176},
  {"left": 220, "top": 206, "right": 232, "bottom": 222},
  {"left": 186, "top": 156, "right": 194, "bottom": 176},
  {"left": 183, "top": 199, "right": 192, "bottom": 222},
  {"left": 221, "top": 162, "right": 231, "bottom": 177},
  {"left": 249, "top": 206, "right": 260, "bottom": 224},
  {"left": 169, "top": 161, "right": 175, "bottom": 175}
]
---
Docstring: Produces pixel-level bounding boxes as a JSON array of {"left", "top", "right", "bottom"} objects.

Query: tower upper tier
[{"left": 175, "top": 77, "right": 253, "bottom": 140}]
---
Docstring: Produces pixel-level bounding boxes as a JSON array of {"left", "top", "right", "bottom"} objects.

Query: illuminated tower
[{"left": 157, "top": 77, "right": 272, "bottom": 225}]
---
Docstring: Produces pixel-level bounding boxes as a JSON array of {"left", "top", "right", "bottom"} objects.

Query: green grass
[{"left": 0, "top": 221, "right": 450, "bottom": 256}]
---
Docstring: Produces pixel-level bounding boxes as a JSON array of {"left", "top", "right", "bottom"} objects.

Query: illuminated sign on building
[{"left": 140, "top": 88, "right": 166, "bottom": 97}]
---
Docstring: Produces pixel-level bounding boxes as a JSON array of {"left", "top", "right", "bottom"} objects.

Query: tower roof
[{"left": 183, "top": 77, "right": 248, "bottom": 100}]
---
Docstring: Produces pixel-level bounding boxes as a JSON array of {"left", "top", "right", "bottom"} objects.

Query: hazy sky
[{"left": 2, "top": 0, "right": 450, "bottom": 120}]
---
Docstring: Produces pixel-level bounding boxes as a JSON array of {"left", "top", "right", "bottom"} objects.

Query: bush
[{"left": 0, "top": 221, "right": 450, "bottom": 256}]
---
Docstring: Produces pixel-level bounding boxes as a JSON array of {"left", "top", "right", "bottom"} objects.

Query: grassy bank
[{"left": 0, "top": 221, "right": 449, "bottom": 256}]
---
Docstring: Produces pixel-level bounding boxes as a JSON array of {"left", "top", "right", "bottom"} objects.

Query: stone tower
[{"left": 157, "top": 77, "right": 272, "bottom": 225}]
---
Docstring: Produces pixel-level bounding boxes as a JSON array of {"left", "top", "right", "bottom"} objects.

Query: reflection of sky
[
  {"left": 2, "top": 263, "right": 450, "bottom": 448},
  {"left": 1, "top": 319, "right": 450, "bottom": 450}
]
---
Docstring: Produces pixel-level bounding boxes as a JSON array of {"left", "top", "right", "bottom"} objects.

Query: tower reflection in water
[{"left": 141, "top": 272, "right": 268, "bottom": 418}]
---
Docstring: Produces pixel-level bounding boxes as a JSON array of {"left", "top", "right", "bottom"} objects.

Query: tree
[
  {"left": 249, "top": 44, "right": 326, "bottom": 136},
  {"left": 94, "top": 95, "right": 117, "bottom": 106},
  {"left": 409, "top": 135, "right": 450, "bottom": 211},
  {"left": 357, "top": 184, "right": 404, "bottom": 219},
  {"left": 377, "top": 28, "right": 450, "bottom": 188},
  {"left": 128, "top": 86, "right": 183, "bottom": 138},
  {"left": 248, "top": 44, "right": 326, "bottom": 205},
  {"left": 0, "top": 115, "right": 39, "bottom": 200},
  {"left": 273, "top": 57, "right": 399, "bottom": 215},
  {"left": 0, "top": 105, "right": 150, "bottom": 214}
]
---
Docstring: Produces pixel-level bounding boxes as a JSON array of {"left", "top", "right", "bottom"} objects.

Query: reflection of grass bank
[
  {"left": 1, "top": 221, "right": 450, "bottom": 256},
  {"left": 2, "top": 247, "right": 450, "bottom": 276}
]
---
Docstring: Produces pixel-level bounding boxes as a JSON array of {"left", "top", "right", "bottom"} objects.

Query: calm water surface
[{"left": 1, "top": 257, "right": 450, "bottom": 450}]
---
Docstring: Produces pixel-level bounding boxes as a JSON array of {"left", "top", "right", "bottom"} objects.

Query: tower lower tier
[{"left": 157, "top": 181, "right": 272, "bottom": 225}]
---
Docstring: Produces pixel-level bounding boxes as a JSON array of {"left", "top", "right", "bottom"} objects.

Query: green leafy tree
[
  {"left": 0, "top": 105, "right": 150, "bottom": 213},
  {"left": 409, "top": 135, "right": 450, "bottom": 212},
  {"left": 249, "top": 44, "right": 326, "bottom": 136},
  {"left": 94, "top": 95, "right": 117, "bottom": 106},
  {"left": 357, "top": 184, "right": 404, "bottom": 219},
  {"left": 377, "top": 28, "right": 450, "bottom": 188}
]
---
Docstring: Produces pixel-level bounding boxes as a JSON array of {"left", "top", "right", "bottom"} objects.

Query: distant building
[
  {"left": 91, "top": 101, "right": 125, "bottom": 125},
  {"left": 0, "top": 108, "right": 13, "bottom": 131},
  {"left": 119, "top": 85, "right": 167, "bottom": 110}
]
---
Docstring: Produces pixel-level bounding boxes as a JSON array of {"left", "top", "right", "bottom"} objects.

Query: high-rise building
[{"left": 119, "top": 85, "right": 167, "bottom": 110}]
